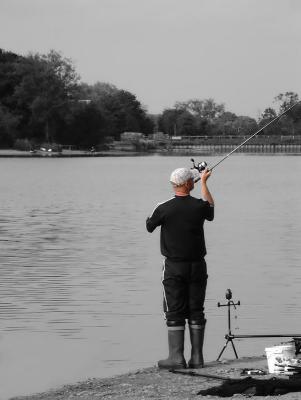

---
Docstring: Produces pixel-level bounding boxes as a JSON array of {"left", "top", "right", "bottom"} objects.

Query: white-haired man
[{"left": 146, "top": 167, "right": 214, "bottom": 369}]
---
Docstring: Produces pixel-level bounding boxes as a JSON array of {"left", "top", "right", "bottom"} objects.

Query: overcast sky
[{"left": 0, "top": 0, "right": 300, "bottom": 118}]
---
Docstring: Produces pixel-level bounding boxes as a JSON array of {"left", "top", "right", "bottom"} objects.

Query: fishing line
[{"left": 191, "top": 101, "right": 301, "bottom": 174}]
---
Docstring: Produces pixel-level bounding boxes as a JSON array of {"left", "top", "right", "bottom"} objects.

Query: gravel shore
[{"left": 9, "top": 357, "right": 301, "bottom": 400}]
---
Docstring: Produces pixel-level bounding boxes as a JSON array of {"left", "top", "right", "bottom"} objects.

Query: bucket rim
[{"left": 265, "top": 344, "right": 295, "bottom": 351}]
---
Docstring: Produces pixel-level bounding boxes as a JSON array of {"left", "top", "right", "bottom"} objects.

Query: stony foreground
[{"left": 9, "top": 357, "right": 301, "bottom": 400}]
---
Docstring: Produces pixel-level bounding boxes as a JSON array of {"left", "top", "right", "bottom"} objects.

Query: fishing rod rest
[
  {"left": 217, "top": 289, "right": 241, "bottom": 361},
  {"left": 216, "top": 287, "right": 301, "bottom": 361}
]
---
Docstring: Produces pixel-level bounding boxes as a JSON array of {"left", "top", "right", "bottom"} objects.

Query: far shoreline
[
  {"left": 0, "top": 149, "right": 151, "bottom": 158},
  {"left": 1, "top": 149, "right": 301, "bottom": 158}
]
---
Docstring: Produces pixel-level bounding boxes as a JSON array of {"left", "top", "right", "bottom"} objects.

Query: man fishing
[{"left": 146, "top": 166, "right": 214, "bottom": 369}]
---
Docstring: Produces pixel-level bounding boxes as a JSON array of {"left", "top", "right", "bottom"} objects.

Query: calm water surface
[{"left": 1, "top": 155, "right": 301, "bottom": 399}]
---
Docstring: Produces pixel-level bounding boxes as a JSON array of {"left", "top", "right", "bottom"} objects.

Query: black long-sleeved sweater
[{"left": 146, "top": 195, "right": 214, "bottom": 261}]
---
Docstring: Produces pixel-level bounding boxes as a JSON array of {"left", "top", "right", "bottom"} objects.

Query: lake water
[{"left": 0, "top": 154, "right": 301, "bottom": 399}]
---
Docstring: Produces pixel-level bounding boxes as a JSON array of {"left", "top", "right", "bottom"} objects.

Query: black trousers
[{"left": 162, "top": 258, "right": 208, "bottom": 326}]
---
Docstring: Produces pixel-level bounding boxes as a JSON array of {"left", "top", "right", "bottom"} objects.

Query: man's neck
[{"left": 175, "top": 191, "right": 190, "bottom": 197}]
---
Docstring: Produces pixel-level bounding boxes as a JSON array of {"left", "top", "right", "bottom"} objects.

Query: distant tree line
[
  {"left": 0, "top": 48, "right": 154, "bottom": 148},
  {"left": 0, "top": 48, "right": 300, "bottom": 149},
  {"left": 158, "top": 93, "right": 301, "bottom": 137}
]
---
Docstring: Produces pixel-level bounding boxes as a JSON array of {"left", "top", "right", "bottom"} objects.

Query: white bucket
[{"left": 265, "top": 343, "right": 296, "bottom": 374}]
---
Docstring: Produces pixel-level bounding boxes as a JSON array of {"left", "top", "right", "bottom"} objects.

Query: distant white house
[
  {"left": 151, "top": 132, "right": 168, "bottom": 141},
  {"left": 78, "top": 99, "right": 91, "bottom": 105},
  {"left": 120, "top": 132, "right": 144, "bottom": 142}
]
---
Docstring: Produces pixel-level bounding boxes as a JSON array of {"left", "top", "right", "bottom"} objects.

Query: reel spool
[
  {"left": 190, "top": 159, "right": 208, "bottom": 182},
  {"left": 190, "top": 158, "right": 207, "bottom": 183},
  {"left": 190, "top": 158, "right": 207, "bottom": 172}
]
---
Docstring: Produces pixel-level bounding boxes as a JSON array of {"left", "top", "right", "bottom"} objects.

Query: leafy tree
[
  {"left": 0, "top": 49, "right": 23, "bottom": 107},
  {"left": 274, "top": 92, "right": 299, "bottom": 114},
  {"left": 232, "top": 116, "right": 257, "bottom": 136},
  {"left": 11, "top": 50, "right": 80, "bottom": 142},
  {"left": 93, "top": 88, "right": 153, "bottom": 138},
  {"left": 0, "top": 49, "right": 24, "bottom": 146},
  {"left": 158, "top": 109, "right": 180, "bottom": 136},
  {"left": 158, "top": 108, "right": 200, "bottom": 136},
  {"left": 274, "top": 92, "right": 301, "bottom": 135},
  {"left": 176, "top": 111, "right": 197, "bottom": 136},
  {"left": 79, "top": 82, "right": 118, "bottom": 102},
  {"left": 117, "top": 90, "right": 143, "bottom": 132},
  {"left": 0, "top": 104, "right": 19, "bottom": 146},
  {"left": 174, "top": 98, "right": 225, "bottom": 136},
  {"left": 260, "top": 107, "right": 277, "bottom": 120},
  {"left": 258, "top": 107, "right": 278, "bottom": 135},
  {"left": 78, "top": 82, "right": 155, "bottom": 138},
  {"left": 212, "top": 112, "right": 238, "bottom": 136},
  {"left": 63, "top": 102, "right": 105, "bottom": 146},
  {"left": 175, "top": 98, "right": 225, "bottom": 121}
]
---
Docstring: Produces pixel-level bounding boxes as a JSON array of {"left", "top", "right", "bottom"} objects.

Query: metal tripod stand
[
  {"left": 216, "top": 289, "right": 301, "bottom": 361},
  {"left": 216, "top": 289, "right": 240, "bottom": 361}
]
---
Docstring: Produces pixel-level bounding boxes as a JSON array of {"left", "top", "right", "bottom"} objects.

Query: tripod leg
[
  {"left": 216, "top": 338, "right": 229, "bottom": 361},
  {"left": 230, "top": 338, "right": 239, "bottom": 359}
]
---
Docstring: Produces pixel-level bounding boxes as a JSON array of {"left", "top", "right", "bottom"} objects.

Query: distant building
[
  {"left": 120, "top": 132, "right": 144, "bottom": 142},
  {"left": 151, "top": 132, "right": 168, "bottom": 141},
  {"left": 112, "top": 141, "right": 136, "bottom": 151},
  {"left": 78, "top": 99, "right": 91, "bottom": 105}
]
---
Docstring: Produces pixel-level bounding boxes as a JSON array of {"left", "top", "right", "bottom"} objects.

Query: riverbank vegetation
[{"left": 1, "top": 48, "right": 300, "bottom": 151}]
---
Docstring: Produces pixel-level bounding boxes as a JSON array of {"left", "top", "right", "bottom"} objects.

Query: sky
[{"left": 0, "top": 0, "right": 300, "bottom": 118}]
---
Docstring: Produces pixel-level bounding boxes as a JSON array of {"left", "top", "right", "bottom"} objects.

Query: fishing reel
[
  {"left": 225, "top": 288, "right": 233, "bottom": 301},
  {"left": 190, "top": 158, "right": 208, "bottom": 182},
  {"left": 190, "top": 158, "right": 207, "bottom": 182},
  {"left": 190, "top": 158, "right": 208, "bottom": 173},
  {"left": 217, "top": 288, "right": 240, "bottom": 307}
]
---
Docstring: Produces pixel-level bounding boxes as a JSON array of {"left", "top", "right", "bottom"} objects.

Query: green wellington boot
[
  {"left": 158, "top": 327, "right": 186, "bottom": 369},
  {"left": 188, "top": 323, "right": 205, "bottom": 368}
]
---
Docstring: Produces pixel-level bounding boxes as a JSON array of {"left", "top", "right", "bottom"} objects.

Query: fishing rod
[{"left": 191, "top": 101, "right": 301, "bottom": 174}]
